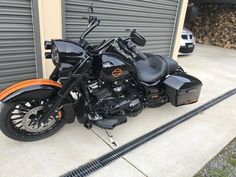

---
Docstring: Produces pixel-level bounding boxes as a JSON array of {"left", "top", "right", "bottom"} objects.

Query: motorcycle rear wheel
[{"left": 0, "top": 96, "right": 65, "bottom": 141}]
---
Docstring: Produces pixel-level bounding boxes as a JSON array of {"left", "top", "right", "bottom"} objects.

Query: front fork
[
  {"left": 41, "top": 77, "right": 78, "bottom": 123},
  {"left": 45, "top": 57, "right": 91, "bottom": 123},
  {"left": 49, "top": 66, "right": 59, "bottom": 81}
]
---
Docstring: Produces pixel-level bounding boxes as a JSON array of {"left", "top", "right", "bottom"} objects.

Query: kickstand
[{"left": 104, "top": 129, "right": 117, "bottom": 147}]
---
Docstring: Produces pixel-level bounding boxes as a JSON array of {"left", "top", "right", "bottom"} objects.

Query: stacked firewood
[{"left": 192, "top": 4, "right": 236, "bottom": 49}]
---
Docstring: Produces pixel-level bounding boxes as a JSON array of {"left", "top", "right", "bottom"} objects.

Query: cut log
[{"left": 191, "top": 4, "right": 236, "bottom": 49}]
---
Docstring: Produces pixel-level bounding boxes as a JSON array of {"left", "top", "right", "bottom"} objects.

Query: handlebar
[
  {"left": 117, "top": 38, "right": 133, "bottom": 56},
  {"left": 131, "top": 47, "right": 147, "bottom": 60},
  {"left": 120, "top": 38, "right": 147, "bottom": 60},
  {"left": 95, "top": 38, "right": 116, "bottom": 52},
  {"left": 80, "top": 16, "right": 100, "bottom": 42},
  {"left": 79, "top": 18, "right": 146, "bottom": 61}
]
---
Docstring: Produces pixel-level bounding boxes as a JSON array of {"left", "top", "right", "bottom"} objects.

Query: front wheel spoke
[
  {"left": 15, "top": 108, "right": 28, "bottom": 113},
  {"left": 12, "top": 113, "right": 25, "bottom": 116},
  {"left": 13, "top": 121, "right": 22, "bottom": 126},
  {"left": 34, "top": 124, "right": 40, "bottom": 130},
  {"left": 11, "top": 114, "right": 24, "bottom": 118},
  {"left": 28, "top": 120, "right": 33, "bottom": 126},
  {"left": 10, "top": 99, "right": 58, "bottom": 135},
  {"left": 11, "top": 117, "right": 23, "bottom": 121},
  {"left": 29, "top": 101, "right": 38, "bottom": 108},
  {"left": 19, "top": 104, "right": 31, "bottom": 110},
  {"left": 32, "top": 121, "right": 38, "bottom": 127},
  {"left": 33, "top": 100, "right": 41, "bottom": 106},
  {"left": 16, "top": 107, "right": 30, "bottom": 111}
]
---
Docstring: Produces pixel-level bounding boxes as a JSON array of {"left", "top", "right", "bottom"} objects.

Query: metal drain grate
[
  {"left": 63, "top": 160, "right": 103, "bottom": 177},
  {"left": 62, "top": 88, "right": 236, "bottom": 177}
]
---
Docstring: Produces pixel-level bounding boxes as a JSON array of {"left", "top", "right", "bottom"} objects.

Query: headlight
[{"left": 51, "top": 45, "right": 60, "bottom": 64}]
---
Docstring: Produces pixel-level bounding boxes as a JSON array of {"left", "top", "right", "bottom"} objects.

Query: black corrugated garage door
[
  {"left": 0, "top": 0, "right": 40, "bottom": 91},
  {"left": 63, "top": 0, "right": 180, "bottom": 56}
]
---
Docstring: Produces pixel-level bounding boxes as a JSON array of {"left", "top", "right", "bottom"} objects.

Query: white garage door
[
  {"left": 64, "top": 0, "right": 180, "bottom": 56},
  {"left": 0, "top": 0, "right": 41, "bottom": 91}
]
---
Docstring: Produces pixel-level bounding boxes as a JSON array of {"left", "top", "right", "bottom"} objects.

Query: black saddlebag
[{"left": 163, "top": 73, "right": 202, "bottom": 106}]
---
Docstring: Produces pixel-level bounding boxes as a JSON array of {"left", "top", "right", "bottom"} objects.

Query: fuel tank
[{"left": 95, "top": 52, "right": 136, "bottom": 81}]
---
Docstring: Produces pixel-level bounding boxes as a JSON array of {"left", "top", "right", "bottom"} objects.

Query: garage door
[
  {"left": 64, "top": 0, "right": 180, "bottom": 56},
  {"left": 0, "top": 0, "right": 39, "bottom": 91}
]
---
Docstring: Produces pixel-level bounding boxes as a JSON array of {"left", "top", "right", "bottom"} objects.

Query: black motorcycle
[{"left": 0, "top": 6, "right": 202, "bottom": 141}]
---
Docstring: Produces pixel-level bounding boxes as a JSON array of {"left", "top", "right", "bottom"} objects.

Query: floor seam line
[
  {"left": 91, "top": 129, "right": 148, "bottom": 176},
  {"left": 91, "top": 129, "right": 114, "bottom": 150},
  {"left": 122, "top": 156, "right": 149, "bottom": 177}
]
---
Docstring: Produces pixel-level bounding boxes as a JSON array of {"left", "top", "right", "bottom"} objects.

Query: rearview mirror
[
  {"left": 88, "top": 3, "right": 94, "bottom": 14},
  {"left": 87, "top": 3, "right": 94, "bottom": 24},
  {"left": 130, "top": 29, "right": 146, "bottom": 46}
]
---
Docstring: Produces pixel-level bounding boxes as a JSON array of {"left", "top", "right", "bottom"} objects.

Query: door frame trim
[{"left": 32, "top": 0, "right": 43, "bottom": 78}]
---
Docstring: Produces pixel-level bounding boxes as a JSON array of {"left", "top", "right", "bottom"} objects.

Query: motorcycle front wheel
[{"left": 0, "top": 95, "right": 66, "bottom": 141}]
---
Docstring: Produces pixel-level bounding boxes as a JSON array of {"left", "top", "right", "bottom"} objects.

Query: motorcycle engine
[{"left": 87, "top": 78, "right": 143, "bottom": 119}]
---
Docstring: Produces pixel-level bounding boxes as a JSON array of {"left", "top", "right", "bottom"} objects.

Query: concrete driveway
[{"left": 1, "top": 44, "right": 236, "bottom": 177}]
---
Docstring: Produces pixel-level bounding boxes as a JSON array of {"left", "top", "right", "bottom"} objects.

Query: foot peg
[{"left": 94, "top": 115, "right": 127, "bottom": 129}]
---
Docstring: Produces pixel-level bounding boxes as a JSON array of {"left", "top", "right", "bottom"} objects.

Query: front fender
[
  {"left": 0, "top": 79, "right": 76, "bottom": 123},
  {"left": 0, "top": 79, "right": 62, "bottom": 103}
]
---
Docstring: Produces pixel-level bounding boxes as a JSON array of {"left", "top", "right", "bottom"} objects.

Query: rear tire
[{"left": 0, "top": 96, "right": 66, "bottom": 141}]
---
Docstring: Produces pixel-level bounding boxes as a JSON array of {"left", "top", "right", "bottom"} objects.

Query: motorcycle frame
[{"left": 46, "top": 52, "right": 163, "bottom": 124}]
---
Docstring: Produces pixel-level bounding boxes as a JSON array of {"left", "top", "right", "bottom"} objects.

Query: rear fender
[{"left": 0, "top": 79, "right": 76, "bottom": 123}]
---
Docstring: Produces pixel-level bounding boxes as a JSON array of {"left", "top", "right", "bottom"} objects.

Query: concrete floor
[{"left": 0, "top": 44, "right": 236, "bottom": 177}]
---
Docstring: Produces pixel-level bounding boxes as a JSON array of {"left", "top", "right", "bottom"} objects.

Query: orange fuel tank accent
[{"left": 0, "top": 79, "right": 62, "bottom": 101}]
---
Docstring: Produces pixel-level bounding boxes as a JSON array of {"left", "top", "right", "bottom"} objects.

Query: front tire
[{"left": 0, "top": 97, "right": 66, "bottom": 141}]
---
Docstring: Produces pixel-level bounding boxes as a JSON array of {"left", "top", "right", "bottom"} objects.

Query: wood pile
[{"left": 192, "top": 4, "right": 236, "bottom": 49}]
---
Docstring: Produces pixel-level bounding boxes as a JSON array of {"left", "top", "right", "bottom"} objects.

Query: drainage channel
[{"left": 62, "top": 88, "right": 236, "bottom": 177}]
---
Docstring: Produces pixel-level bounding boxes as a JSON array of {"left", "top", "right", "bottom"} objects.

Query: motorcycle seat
[{"left": 134, "top": 53, "right": 178, "bottom": 84}]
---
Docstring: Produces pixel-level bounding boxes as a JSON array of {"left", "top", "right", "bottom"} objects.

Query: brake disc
[{"left": 22, "top": 106, "right": 56, "bottom": 133}]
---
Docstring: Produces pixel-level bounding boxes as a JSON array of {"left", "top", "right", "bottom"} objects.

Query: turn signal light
[
  {"left": 45, "top": 52, "right": 52, "bottom": 59},
  {"left": 44, "top": 41, "right": 52, "bottom": 50}
]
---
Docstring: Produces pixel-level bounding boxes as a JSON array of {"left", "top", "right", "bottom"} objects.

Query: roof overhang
[{"left": 191, "top": 0, "right": 236, "bottom": 4}]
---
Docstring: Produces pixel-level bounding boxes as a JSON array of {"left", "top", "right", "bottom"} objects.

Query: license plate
[{"left": 188, "top": 44, "right": 194, "bottom": 48}]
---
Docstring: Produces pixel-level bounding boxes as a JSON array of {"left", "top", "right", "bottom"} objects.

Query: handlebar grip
[
  {"left": 131, "top": 47, "right": 146, "bottom": 60},
  {"left": 125, "top": 40, "right": 146, "bottom": 60},
  {"left": 136, "top": 51, "right": 147, "bottom": 60},
  {"left": 117, "top": 39, "right": 128, "bottom": 53}
]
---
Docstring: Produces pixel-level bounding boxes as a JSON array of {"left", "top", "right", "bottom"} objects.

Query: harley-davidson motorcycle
[{"left": 0, "top": 6, "right": 202, "bottom": 141}]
